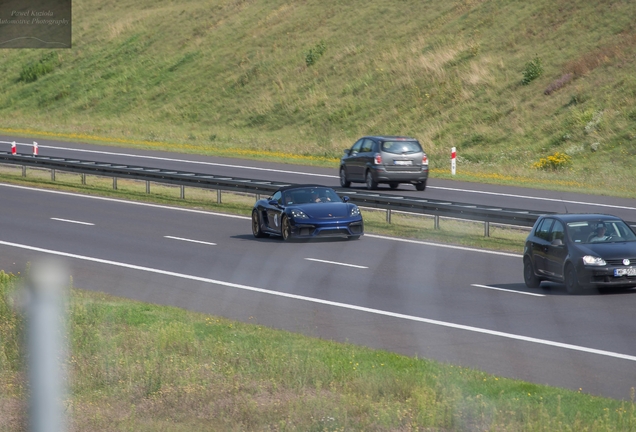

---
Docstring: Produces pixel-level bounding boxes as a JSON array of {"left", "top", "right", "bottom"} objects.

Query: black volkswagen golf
[{"left": 523, "top": 213, "right": 636, "bottom": 294}]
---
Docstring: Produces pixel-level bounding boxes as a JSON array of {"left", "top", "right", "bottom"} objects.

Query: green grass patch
[{"left": 1, "top": 272, "right": 635, "bottom": 430}]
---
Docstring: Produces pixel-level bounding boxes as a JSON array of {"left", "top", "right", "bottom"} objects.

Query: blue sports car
[{"left": 251, "top": 185, "right": 364, "bottom": 241}]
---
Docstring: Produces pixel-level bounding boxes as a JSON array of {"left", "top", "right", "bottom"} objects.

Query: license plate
[
  {"left": 394, "top": 160, "right": 412, "bottom": 166},
  {"left": 614, "top": 268, "right": 636, "bottom": 277}
]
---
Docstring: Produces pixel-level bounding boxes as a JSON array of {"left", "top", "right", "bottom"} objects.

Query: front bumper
[
  {"left": 291, "top": 220, "right": 364, "bottom": 238},
  {"left": 579, "top": 266, "right": 636, "bottom": 288}
]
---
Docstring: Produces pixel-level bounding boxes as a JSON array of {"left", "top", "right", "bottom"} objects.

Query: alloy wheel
[{"left": 281, "top": 216, "right": 292, "bottom": 241}]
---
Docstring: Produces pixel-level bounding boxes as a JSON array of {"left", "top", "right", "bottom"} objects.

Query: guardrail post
[
  {"left": 217, "top": 189, "right": 222, "bottom": 204},
  {"left": 81, "top": 173, "right": 86, "bottom": 185},
  {"left": 180, "top": 185, "right": 185, "bottom": 199},
  {"left": 51, "top": 169, "right": 55, "bottom": 181},
  {"left": 22, "top": 165, "right": 26, "bottom": 177},
  {"left": 434, "top": 215, "right": 440, "bottom": 230},
  {"left": 484, "top": 221, "right": 490, "bottom": 237},
  {"left": 256, "top": 193, "right": 260, "bottom": 202},
  {"left": 113, "top": 177, "right": 117, "bottom": 190},
  {"left": 146, "top": 181, "right": 150, "bottom": 194},
  {"left": 386, "top": 209, "right": 392, "bottom": 224}
]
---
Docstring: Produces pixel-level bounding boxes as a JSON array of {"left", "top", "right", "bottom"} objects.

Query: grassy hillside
[{"left": 1, "top": 0, "right": 636, "bottom": 194}]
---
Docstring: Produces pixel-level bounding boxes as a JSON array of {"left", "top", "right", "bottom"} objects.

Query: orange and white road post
[
  {"left": 33, "top": 141, "right": 39, "bottom": 156},
  {"left": 11, "top": 141, "right": 17, "bottom": 155},
  {"left": 451, "top": 147, "right": 456, "bottom": 175}
]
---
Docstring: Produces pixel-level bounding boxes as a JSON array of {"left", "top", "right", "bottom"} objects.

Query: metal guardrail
[{"left": 0, "top": 152, "right": 550, "bottom": 233}]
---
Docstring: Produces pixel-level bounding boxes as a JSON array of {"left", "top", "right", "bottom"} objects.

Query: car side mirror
[
  {"left": 551, "top": 239, "right": 563, "bottom": 246},
  {"left": 268, "top": 200, "right": 279, "bottom": 207},
  {"left": 344, "top": 149, "right": 351, "bottom": 156},
  {"left": 342, "top": 196, "right": 350, "bottom": 202}
]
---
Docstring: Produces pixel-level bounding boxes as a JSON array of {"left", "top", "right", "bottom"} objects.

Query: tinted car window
[
  {"left": 272, "top": 191, "right": 283, "bottom": 204},
  {"left": 360, "top": 139, "right": 374, "bottom": 153},
  {"left": 534, "top": 218, "right": 554, "bottom": 241},
  {"left": 550, "top": 220, "right": 565, "bottom": 242},
  {"left": 350, "top": 139, "right": 363, "bottom": 154},
  {"left": 381, "top": 140, "right": 422, "bottom": 154},
  {"left": 614, "top": 222, "right": 636, "bottom": 239},
  {"left": 567, "top": 220, "right": 636, "bottom": 243},
  {"left": 284, "top": 187, "right": 342, "bottom": 205},
  {"left": 315, "top": 188, "right": 341, "bottom": 203}
]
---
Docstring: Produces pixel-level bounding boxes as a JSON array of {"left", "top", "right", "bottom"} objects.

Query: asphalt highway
[{"left": 1, "top": 180, "right": 636, "bottom": 400}]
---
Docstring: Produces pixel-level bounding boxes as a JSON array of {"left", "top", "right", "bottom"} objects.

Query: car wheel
[
  {"left": 565, "top": 263, "right": 583, "bottom": 295},
  {"left": 281, "top": 215, "right": 293, "bottom": 241},
  {"left": 252, "top": 210, "right": 267, "bottom": 238},
  {"left": 523, "top": 257, "right": 540, "bottom": 288},
  {"left": 415, "top": 180, "right": 427, "bottom": 191},
  {"left": 340, "top": 167, "right": 351, "bottom": 188},
  {"left": 389, "top": 182, "right": 399, "bottom": 189},
  {"left": 365, "top": 171, "right": 378, "bottom": 190}
]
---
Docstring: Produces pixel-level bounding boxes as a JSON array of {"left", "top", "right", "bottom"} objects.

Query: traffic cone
[
  {"left": 11, "top": 141, "right": 16, "bottom": 155},
  {"left": 33, "top": 141, "right": 38, "bottom": 156}
]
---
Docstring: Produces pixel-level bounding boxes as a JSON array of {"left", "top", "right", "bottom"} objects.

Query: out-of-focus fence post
[{"left": 26, "top": 259, "right": 68, "bottom": 432}]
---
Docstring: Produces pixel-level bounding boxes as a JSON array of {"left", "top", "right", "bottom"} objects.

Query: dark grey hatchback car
[
  {"left": 523, "top": 213, "right": 636, "bottom": 294},
  {"left": 339, "top": 136, "right": 429, "bottom": 190}
]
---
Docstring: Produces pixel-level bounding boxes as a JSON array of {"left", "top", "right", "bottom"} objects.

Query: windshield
[
  {"left": 380, "top": 140, "right": 422, "bottom": 154},
  {"left": 283, "top": 187, "right": 342, "bottom": 205},
  {"left": 567, "top": 220, "right": 636, "bottom": 243}
]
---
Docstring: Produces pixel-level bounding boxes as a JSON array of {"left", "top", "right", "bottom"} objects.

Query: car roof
[
  {"left": 364, "top": 135, "right": 419, "bottom": 141},
  {"left": 275, "top": 184, "right": 332, "bottom": 193},
  {"left": 541, "top": 213, "right": 624, "bottom": 223}
]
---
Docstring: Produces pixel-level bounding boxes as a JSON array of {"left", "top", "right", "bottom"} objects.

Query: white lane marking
[
  {"left": 1, "top": 141, "right": 336, "bottom": 178},
  {"left": 0, "top": 183, "right": 250, "bottom": 220},
  {"left": 365, "top": 234, "right": 523, "bottom": 257},
  {"left": 50, "top": 217, "right": 94, "bottom": 226},
  {"left": 471, "top": 284, "right": 545, "bottom": 297},
  {"left": 2, "top": 239, "right": 636, "bottom": 363},
  {"left": 430, "top": 186, "right": 636, "bottom": 212},
  {"left": 304, "top": 258, "right": 368, "bottom": 269},
  {"left": 164, "top": 236, "right": 216, "bottom": 246},
  {"left": 0, "top": 183, "right": 522, "bottom": 258}
]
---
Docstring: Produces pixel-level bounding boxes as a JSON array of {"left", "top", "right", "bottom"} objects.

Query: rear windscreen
[{"left": 381, "top": 141, "right": 422, "bottom": 154}]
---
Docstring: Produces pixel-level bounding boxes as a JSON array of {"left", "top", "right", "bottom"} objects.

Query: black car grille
[
  {"left": 299, "top": 227, "right": 314, "bottom": 236},
  {"left": 605, "top": 258, "right": 636, "bottom": 266},
  {"left": 317, "top": 229, "right": 350, "bottom": 237},
  {"left": 349, "top": 224, "right": 363, "bottom": 234}
]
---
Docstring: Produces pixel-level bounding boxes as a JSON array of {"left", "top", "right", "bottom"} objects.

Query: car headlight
[
  {"left": 582, "top": 255, "right": 606, "bottom": 266},
  {"left": 350, "top": 206, "right": 361, "bottom": 217},
  {"left": 290, "top": 209, "right": 309, "bottom": 219}
]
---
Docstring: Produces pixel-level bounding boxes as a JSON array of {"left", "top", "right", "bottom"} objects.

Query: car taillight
[
  {"left": 374, "top": 153, "right": 382, "bottom": 164},
  {"left": 422, "top": 155, "right": 428, "bottom": 165}
]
